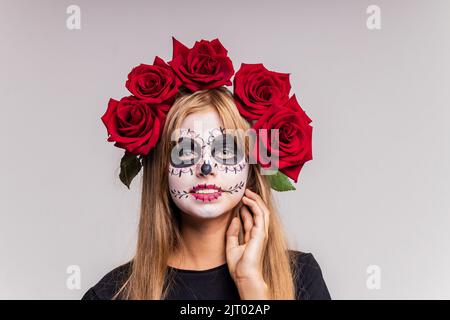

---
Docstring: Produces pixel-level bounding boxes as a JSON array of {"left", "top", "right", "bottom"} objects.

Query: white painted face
[{"left": 168, "top": 109, "right": 249, "bottom": 219}]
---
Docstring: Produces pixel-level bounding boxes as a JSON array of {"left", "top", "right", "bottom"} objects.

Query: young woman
[{"left": 83, "top": 38, "right": 331, "bottom": 300}]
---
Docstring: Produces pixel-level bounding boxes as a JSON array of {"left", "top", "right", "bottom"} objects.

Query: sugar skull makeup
[{"left": 168, "top": 110, "right": 249, "bottom": 219}]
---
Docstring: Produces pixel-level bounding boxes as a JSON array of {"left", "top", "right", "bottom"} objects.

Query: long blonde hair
[{"left": 115, "top": 87, "right": 298, "bottom": 299}]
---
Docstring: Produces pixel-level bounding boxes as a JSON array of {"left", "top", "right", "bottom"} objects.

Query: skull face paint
[{"left": 168, "top": 110, "right": 249, "bottom": 219}]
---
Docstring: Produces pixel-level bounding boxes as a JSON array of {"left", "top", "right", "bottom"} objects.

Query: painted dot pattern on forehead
[
  {"left": 177, "top": 127, "right": 226, "bottom": 146},
  {"left": 177, "top": 128, "right": 205, "bottom": 146}
]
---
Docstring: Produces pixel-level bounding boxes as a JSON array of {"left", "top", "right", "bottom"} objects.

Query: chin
[
  {"left": 192, "top": 203, "right": 227, "bottom": 218},
  {"left": 182, "top": 202, "right": 234, "bottom": 220},
  {"left": 173, "top": 195, "right": 241, "bottom": 219}
]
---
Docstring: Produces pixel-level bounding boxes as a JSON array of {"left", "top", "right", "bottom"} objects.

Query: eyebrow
[
  {"left": 176, "top": 127, "right": 228, "bottom": 145},
  {"left": 171, "top": 130, "right": 202, "bottom": 149},
  {"left": 178, "top": 126, "right": 225, "bottom": 135},
  {"left": 208, "top": 127, "right": 226, "bottom": 137},
  {"left": 178, "top": 128, "right": 200, "bottom": 137}
]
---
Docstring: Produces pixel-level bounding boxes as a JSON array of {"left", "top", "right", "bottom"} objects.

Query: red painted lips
[{"left": 190, "top": 184, "right": 223, "bottom": 202}]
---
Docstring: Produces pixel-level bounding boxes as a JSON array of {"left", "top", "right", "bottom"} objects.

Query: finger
[
  {"left": 226, "top": 217, "right": 241, "bottom": 251},
  {"left": 242, "top": 196, "right": 265, "bottom": 240},
  {"left": 240, "top": 205, "right": 253, "bottom": 243},
  {"left": 244, "top": 189, "right": 270, "bottom": 238},
  {"left": 244, "top": 189, "right": 269, "bottom": 217}
]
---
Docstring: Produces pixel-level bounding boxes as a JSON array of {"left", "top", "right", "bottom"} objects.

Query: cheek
[
  {"left": 168, "top": 174, "right": 193, "bottom": 208},
  {"left": 220, "top": 173, "right": 247, "bottom": 190},
  {"left": 216, "top": 168, "right": 248, "bottom": 213},
  {"left": 168, "top": 174, "right": 183, "bottom": 189},
  {"left": 216, "top": 161, "right": 249, "bottom": 198},
  {"left": 167, "top": 166, "right": 193, "bottom": 194}
]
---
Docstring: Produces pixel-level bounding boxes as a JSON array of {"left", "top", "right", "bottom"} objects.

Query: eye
[
  {"left": 179, "top": 148, "right": 197, "bottom": 160},
  {"left": 170, "top": 137, "right": 202, "bottom": 168},
  {"left": 211, "top": 134, "right": 244, "bottom": 165},
  {"left": 214, "top": 147, "right": 235, "bottom": 159}
]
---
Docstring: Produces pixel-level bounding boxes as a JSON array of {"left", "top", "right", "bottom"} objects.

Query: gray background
[{"left": 1, "top": 0, "right": 449, "bottom": 299}]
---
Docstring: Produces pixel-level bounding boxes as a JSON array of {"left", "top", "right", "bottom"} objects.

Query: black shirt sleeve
[
  {"left": 290, "top": 251, "right": 332, "bottom": 300},
  {"left": 81, "top": 287, "right": 101, "bottom": 300},
  {"left": 81, "top": 262, "right": 131, "bottom": 300}
]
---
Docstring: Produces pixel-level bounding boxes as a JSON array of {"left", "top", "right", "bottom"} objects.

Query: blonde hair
[{"left": 115, "top": 87, "right": 298, "bottom": 299}]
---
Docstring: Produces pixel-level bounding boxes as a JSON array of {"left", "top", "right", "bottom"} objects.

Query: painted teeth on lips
[
  {"left": 196, "top": 189, "right": 218, "bottom": 194},
  {"left": 190, "top": 184, "right": 223, "bottom": 193},
  {"left": 190, "top": 184, "right": 223, "bottom": 202}
]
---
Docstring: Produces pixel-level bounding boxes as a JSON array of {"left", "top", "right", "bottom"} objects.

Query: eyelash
[{"left": 215, "top": 161, "right": 247, "bottom": 174}]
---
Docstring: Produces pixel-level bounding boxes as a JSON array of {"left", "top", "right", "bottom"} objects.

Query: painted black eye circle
[
  {"left": 211, "top": 134, "right": 244, "bottom": 165},
  {"left": 170, "top": 137, "right": 202, "bottom": 168}
]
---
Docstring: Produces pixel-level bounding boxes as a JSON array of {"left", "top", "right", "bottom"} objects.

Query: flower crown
[{"left": 101, "top": 37, "right": 313, "bottom": 192}]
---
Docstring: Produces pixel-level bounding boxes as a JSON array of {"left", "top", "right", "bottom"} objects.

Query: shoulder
[
  {"left": 288, "top": 250, "right": 332, "bottom": 300},
  {"left": 81, "top": 261, "right": 132, "bottom": 300}
]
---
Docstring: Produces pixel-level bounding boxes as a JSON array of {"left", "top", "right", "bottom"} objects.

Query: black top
[{"left": 81, "top": 250, "right": 331, "bottom": 300}]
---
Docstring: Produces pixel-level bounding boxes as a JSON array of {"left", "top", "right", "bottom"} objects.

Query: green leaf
[
  {"left": 267, "top": 171, "right": 296, "bottom": 192},
  {"left": 119, "top": 152, "right": 142, "bottom": 189}
]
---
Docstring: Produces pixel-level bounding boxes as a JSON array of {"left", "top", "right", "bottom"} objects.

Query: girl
[{"left": 82, "top": 87, "right": 331, "bottom": 300}]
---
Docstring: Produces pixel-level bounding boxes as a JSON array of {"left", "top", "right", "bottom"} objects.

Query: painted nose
[{"left": 200, "top": 162, "right": 212, "bottom": 175}]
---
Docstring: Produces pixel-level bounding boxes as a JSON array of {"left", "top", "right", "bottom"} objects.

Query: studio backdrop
[{"left": 1, "top": 0, "right": 449, "bottom": 299}]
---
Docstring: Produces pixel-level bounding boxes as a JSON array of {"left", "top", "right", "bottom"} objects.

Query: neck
[{"left": 168, "top": 211, "right": 234, "bottom": 270}]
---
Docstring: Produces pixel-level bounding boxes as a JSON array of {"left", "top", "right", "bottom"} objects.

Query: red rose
[
  {"left": 252, "top": 95, "right": 312, "bottom": 182},
  {"left": 169, "top": 37, "right": 234, "bottom": 91},
  {"left": 233, "top": 63, "right": 291, "bottom": 121},
  {"left": 125, "top": 56, "right": 181, "bottom": 105},
  {"left": 101, "top": 96, "right": 169, "bottom": 156}
]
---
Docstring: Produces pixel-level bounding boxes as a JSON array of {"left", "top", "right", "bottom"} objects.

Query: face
[{"left": 168, "top": 109, "right": 249, "bottom": 219}]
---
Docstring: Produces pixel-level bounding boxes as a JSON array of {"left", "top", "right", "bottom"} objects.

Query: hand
[{"left": 225, "top": 188, "right": 271, "bottom": 299}]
